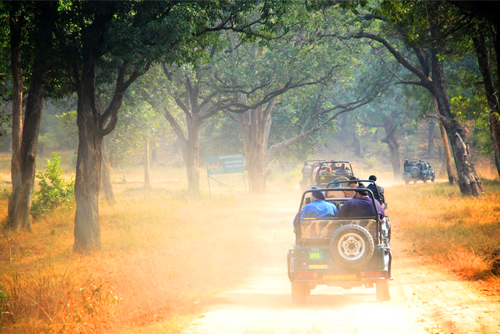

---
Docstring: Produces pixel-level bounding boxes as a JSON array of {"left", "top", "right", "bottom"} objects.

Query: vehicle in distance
[
  {"left": 314, "top": 161, "right": 354, "bottom": 188},
  {"left": 402, "top": 159, "right": 435, "bottom": 184}
]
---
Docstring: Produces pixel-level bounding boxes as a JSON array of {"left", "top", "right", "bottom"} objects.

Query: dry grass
[
  {"left": 389, "top": 178, "right": 500, "bottom": 288},
  {"left": 1, "top": 154, "right": 500, "bottom": 333},
  {"left": 0, "top": 179, "right": 262, "bottom": 333}
]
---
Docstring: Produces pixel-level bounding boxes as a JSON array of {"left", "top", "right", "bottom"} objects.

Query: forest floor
[
  {"left": 1, "top": 157, "right": 500, "bottom": 333},
  {"left": 119, "top": 181, "right": 500, "bottom": 334}
]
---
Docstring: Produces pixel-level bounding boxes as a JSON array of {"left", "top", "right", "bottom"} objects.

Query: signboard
[{"left": 206, "top": 154, "right": 244, "bottom": 175}]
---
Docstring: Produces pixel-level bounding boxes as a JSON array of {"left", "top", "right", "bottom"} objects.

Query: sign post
[{"left": 206, "top": 154, "right": 245, "bottom": 196}]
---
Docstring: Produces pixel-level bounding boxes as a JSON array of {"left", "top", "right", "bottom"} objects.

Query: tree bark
[
  {"left": 74, "top": 67, "right": 103, "bottom": 252},
  {"left": 144, "top": 136, "right": 151, "bottom": 188},
  {"left": 431, "top": 48, "right": 482, "bottom": 194},
  {"left": 381, "top": 120, "right": 401, "bottom": 178},
  {"left": 6, "top": 3, "right": 24, "bottom": 231},
  {"left": 236, "top": 100, "right": 274, "bottom": 194},
  {"left": 6, "top": 2, "right": 54, "bottom": 230},
  {"left": 101, "top": 138, "right": 115, "bottom": 204},
  {"left": 438, "top": 118, "right": 455, "bottom": 184},
  {"left": 473, "top": 34, "right": 500, "bottom": 178},
  {"left": 427, "top": 119, "right": 436, "bottom": 157}
]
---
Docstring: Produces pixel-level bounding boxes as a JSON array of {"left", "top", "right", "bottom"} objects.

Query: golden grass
[
  {"left": 0, "top": 180, "right": 264, "bottom": 333},
  {"left": 1, "top": 156, "right": 500, "bottom": 333},
  {"left": 389, "top": 179, "right": 500, "bottom": 283}
]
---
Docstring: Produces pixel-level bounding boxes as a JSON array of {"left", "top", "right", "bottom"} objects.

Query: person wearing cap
[
  {"left": 366, "top": 175, "right": 385, "bottom": 205},
  {"left": 300, "top": 187, "right": 337, "bottom": 219},
  {"left": 335, "top": 163, "right": 350, "bottom": 175},
  {"left": 335, "top": 185, "right": 385, "bottom": 220}
]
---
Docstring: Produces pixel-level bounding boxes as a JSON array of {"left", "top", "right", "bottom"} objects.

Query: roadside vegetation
[
  {"left": 390, "top": 178, "right": 500, "bottom": 293},
  {"left": 0, "top": 168, "right": 261, "bottom": 333},
  {"left": 0, "top": 154, "right": 499, "bottom": 333}
]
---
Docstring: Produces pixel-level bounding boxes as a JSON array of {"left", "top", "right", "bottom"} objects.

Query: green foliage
[
  {"left": 0, "top": 285, "right": 11, "bottom": 328},
  {"left": 31, "top": 153, "right": 75, "bottom": 219}
]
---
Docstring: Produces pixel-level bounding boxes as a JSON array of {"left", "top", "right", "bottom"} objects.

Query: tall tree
[
  {"left": 53, "top": 1, "right": 292, "bottom": 252},
  {"left": 5, "top": 2, "right": 59, "bottom": 230},
  {"left": 352, "top": 1, "right": 484, "bottom": 195}
]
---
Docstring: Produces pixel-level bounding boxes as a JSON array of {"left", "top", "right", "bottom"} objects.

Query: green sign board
[{"left": 206, "top": 154, "right": 244, "bottom": 175}]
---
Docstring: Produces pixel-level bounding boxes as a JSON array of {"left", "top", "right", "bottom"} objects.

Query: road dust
[{"left": 179, "top": 189, "right": 500, "bottom": 334}]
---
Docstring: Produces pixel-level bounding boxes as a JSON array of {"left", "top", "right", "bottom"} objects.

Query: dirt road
[{"left": 183, "top": 193, "right": 500, "bottom": 334}]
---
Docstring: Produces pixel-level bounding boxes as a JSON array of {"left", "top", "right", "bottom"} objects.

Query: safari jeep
[
  {"left": 402, "top": 159, "right": 435, "bottom": 184},
  {"left": 288, "top": 183, "right": 392, "bottom": 303},
  {"left": 314, "top": 160, "right": 355, "bottom": 188}
]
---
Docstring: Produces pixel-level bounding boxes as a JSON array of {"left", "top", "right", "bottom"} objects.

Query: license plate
[
  {"left": 323, "top": 274, "right": 357, "bottom": 280},
  {"left": 309, "top": 251, "right": 322, "bottom": 260}
]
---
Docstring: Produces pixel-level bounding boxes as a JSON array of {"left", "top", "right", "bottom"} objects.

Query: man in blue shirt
[
  {"left": 301, "top": 187, "right": 337, "bottom": 219},
  {"left": 336, "top": 186, "right": 385, "bottom": 220}
]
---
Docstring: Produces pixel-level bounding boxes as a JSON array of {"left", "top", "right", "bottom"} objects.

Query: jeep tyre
[
  {"left": 330, "top": 224, "right": 375, "bottom": 269},
  {"left": 291, "top": 282, "right": 306, "bottom": 304},
  {"left": 410, "top": 166, "right": 420, "bottom": 177},
  {"left": 376, "top": 279, "right": 390, "bottom": 301}
]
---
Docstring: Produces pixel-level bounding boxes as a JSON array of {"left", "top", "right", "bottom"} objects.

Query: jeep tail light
[
  {"left": 362, "top": 271, "right": 384, "bottom": 278},
  {"left": 296, "top": 272, "right": 315, "bottom": 279}
]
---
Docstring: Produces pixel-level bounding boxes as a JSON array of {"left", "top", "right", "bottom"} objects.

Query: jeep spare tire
[
  {"left": 330, "top": 224, "right": 374, "bottom": 269},
  {"left": 410, "top": 166, "right": 420, "bottom": 177}
]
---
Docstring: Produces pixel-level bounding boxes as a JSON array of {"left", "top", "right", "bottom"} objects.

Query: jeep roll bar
[{"left": 298, "top": 180, "right": 382, "bottom": 244}]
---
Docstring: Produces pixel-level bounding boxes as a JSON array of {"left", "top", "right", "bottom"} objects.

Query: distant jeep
[
  {"left": 402, "top": 159, "right": 435, "bottom": 184},
  {"left": 314, "top": 161, "right": 354, "bottom": 188},
  {"left": 288, "top": 182, "right": 392, "bottom": 303}
]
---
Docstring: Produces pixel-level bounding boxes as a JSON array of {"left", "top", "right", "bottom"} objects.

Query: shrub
[
  {"left": 31, "top": 153, "right": 75, "bottom": 219},
  {"left": 0, "top": 285, "right": 12, "bottom": 329}
]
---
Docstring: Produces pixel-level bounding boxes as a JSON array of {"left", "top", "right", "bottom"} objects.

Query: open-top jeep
[
  {"left": 402, "top": 159, "right": 435, "bottom": 184},
  {"left": 288, "top": 181, "right": 392, "bottom": 303},
  {"left": 300, "top": 159, "right": 326, "bottom": 191},
  {"left": 314, "top": 161, "right": 355, "bottom": 187}
]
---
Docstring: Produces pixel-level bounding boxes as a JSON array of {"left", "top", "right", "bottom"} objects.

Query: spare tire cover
[
  {"left": 410, "top": 166, "right": 420, "bottom": 177},
  {"left": 330, "top": 224, "right": 375, "bottom": 269}
]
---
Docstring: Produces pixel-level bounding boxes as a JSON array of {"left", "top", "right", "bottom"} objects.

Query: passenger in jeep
[
  {"left": 301, "top": 187, "right": 337, "bottom": 219},
  {"left": 335, "top": 186, "right": 385, "bottom": 219}
]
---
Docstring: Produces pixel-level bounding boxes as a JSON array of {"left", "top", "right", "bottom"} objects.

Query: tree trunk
[
  {"left": 438, "top": 118, "right": 456, "bottom": 184},
  {"left": 101, "top": 138, "right": 115, "bottom": 204},
  {"left": 179, "top": 119, "right": 201, "bottom": 195},
  {"left": 6, "top": 73, "right": 45, "bottom": 231},
  {"left": 431, "top": 48, "right": 482, "bottom": 194},
  {"left": 473, "top": 34, "right": 500, "bottom": 178},
  {"left": 6, "top": 2, "right": 54, "bottom": 230},
  {"left": 427, "top": 119, "right": 436, "bottom": 157},
  {"left": 144, "top": 136, "right": 151, "bottom": 188},
  {"left": 6, "top": 3, "right": 24, "bottom": 231},
  {"left": 237, "top": 101, "right": 274, "bottom": 194},
  {"left": 246, "top": 144, "right": 267, "bottom": 194},
  {"left": 73, "top": 69, "right": 103, "bottom": 253},
  {"left": 381, "top": 121, "right": 401, "bottom": 179}
]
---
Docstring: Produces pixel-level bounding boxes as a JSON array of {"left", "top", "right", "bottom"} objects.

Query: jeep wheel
[
  {"left": 404, "top": 179, "right": 409, "bottom": 185},
  {"left": 410, "top": 166, "right": 420, "bottom": 177},
  {"left": 423, "top": 178, "right": 427, "bottom": 183},
  {"left": 431, "top": 176, "right": 435, "bottom": 183},
  {"left": 330, "top": 224, "right": 374, "bottom": 269},
  {"left": 291, "top": 282, "right": 306, "bottom": 304},
  {"left": 376, "top": 279, "right": 390, "bottom": 301}
]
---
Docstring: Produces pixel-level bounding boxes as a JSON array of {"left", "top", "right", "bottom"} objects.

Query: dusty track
[{"left": 183, "top": 192, "right": 500, "bottom": 334}]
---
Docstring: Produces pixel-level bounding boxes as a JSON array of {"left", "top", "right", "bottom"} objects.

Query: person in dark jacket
[
  {"left": 335, "top": 185, "right": 385, "bottom": 220},
  {"left": 366, "top": 175, "right": 385, "bottom": 205}
]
